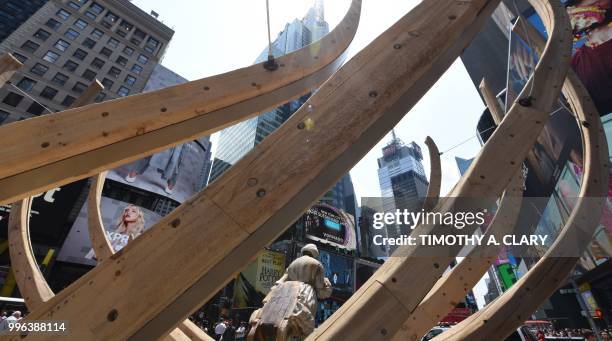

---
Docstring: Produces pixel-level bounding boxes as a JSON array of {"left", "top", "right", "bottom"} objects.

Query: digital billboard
[
  {"left": 304, "top": 204, "right": 356, "bottom": 251},
  {"left": 319, "top": 250, "right": 354, "bottom": 294}
]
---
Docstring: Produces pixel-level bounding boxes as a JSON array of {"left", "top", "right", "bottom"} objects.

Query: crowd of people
[
  {"left": 0, "top": 311, "right": 25, "bottom": 331},
  {"left": 189, "top": 312, "right": 249, "bottom": 341},
  {"left": 536, "top": 328, "right": 611, "bottom": 340}
]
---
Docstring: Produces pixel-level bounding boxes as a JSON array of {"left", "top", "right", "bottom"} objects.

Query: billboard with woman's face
[{"left": 57, "top": 197, "right": 162, "bottom": 266}]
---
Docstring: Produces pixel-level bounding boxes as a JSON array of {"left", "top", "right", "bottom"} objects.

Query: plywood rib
[
  {"left": 435, "top": 12, "right": 608, "bottom": 341},
  {"left": 7, "top": 198, "right": 54, "bottom": 311},
  {"left": 479, "top": 78, "right": 505, "bottom": 124},
  {"left": 86, "top": 171, "right": 114, "bottom": 262},
  {"left": 0, "top": 0, "right": 361, "bottom": 206},
  {"left": 423, "top": 136, "right": 441, "bottom": 211},
  {"left": 391, "top": 171, "right": 524, "bottom": 341},
  {"left": 309, "top": 0, "right": 571, "bottom": 338}
]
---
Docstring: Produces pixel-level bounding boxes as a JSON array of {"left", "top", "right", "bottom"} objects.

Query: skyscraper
[
  {"left": 377, "top": 132, "right": 429, "bottom": 250},
  {"left": 0, "top": 0, "right": 49, "bottom": 43},
  {"left": 209, "top": 0, "right": 330, "bottom": 182}
]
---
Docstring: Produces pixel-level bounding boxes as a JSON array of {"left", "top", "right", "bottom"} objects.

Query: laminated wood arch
[
  {"left": 309, "top": 0, "right": 571, "bottom": 338},
  {"left": 423, "top": 136, "right": 441, "bottom": 211},
  {"left": 391, "top": 171, "right": 524, "bottom": 341},
  {"left": 0, "top": 0, "right": 362, "bottom": 205},
  {"left": 86, "top": 172, "right": 212, "bottom": 341},
  {"left": 435, "top": 14, "right": 609, "bottom": 341},
  {"left": 3, "top": 0, "right": 577, "bottom": 340}
]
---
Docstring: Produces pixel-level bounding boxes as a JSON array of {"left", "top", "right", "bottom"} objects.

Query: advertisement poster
[
  {"left": 304, "top": 204, "right": 357, "bottom": 251},
  {"left": 106, "top": 138, "right": 210, "bottom": 203},
  {"left": 56, "top": 197, "right": 162, "bottom": 266},
  {"left": 232, "top": 250, "right": 286, "bottom": 309}
]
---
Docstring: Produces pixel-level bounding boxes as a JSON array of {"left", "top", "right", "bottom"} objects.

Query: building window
[
  {"left": 90, "top": 28, "right": 103, "bottom": 40},
  {"left": 95, "top": 92, "right": 106, "bottom": 102},
  {"left": 51, "top": 72, "right": 69, "bottom": 86},
  {"left": 40, "top": 86, "right": 58, "bottom": 100},
  {"left": 101, "top": 11, "right": 119, "bottom": 29},
  {"left": 100, "top": 47, "right": 112, "bottom": 58},
  {"left": 82, "top": 38, "right": 96, "bottom": 49},
  {"left": 0, "top": 110, "right": 9, "bottom": 123},
  {"left": 27, "top": 102, "right": 46, "bottom": 115},
  {"left": 72, "top": 82, "right": 87, "bottom": 94},
  {"left": 82, "top": 69, "right": 97, "bottom": 81},
  {"left": 124, "top": 75, "right": 136, "bottom": 86},
  {"left": 56, "top": 9, "right": 71, "bottom": 21},
  {"left": 68, "top": 1, "right": 82, "bottom": 10},
  {"left": 89, "top": 2, "right": 104, "bottom": 14},
  {"left": 116, "top": 56, "right": 128, "bottom": 67},
  {"left": 74, "top": 19, "right": 88, "bottom": 30},
  {"left": 101, "top": 78, "right": 114, "bottom": 89},
  {"left": 53, "top": 39, "right": 70, "bottom": 52},
  {"left": 45, "top": 18, "right": 62, "bottom": 31},
  {"left": 117, "top": 20, "right": 133, "bottom": 38},
  {"left": 137, "top": 54, "right": 149, "bottom": 64},
  {"left": 107, "top": 37, "right": 119, "bottom": 48},
  {"left": 131, "top": 64, "right": 143, "bottom": 75},
  {"left": 61, "top": 95, "right": 76, "bottom": 107},
  {"left": 3, "top": 92, "right": 23, "bottom": 107},
  {"left": 122, "top": 46, "right": 134, "bottom": 56},
  {"left": 131, "top": 29, "right": 147, "bottom": 46},
  {"left": 16, "top": 78, "right": 36, "bottom": 92},
  {"left": 30, "top": 63, "right": 49, "bottom": 76},
  {"left": 64, "top": 28, "right": 80, "bottom": 40},
  {"left": 63, "top": 60, "right": 79, "bottom": 72},
  {"left": 42, "top": 50, "right": 60, "bottom": 63},
  {"left": 33, "top": 29, "right": 51, "bottom": 41},
  {"left": 84, "top": 11, "right": 97, "bottom": 20},
  {"left": 117, "top": 86, "right": 130, "bottom": 97},
  {"left": 72, "top": 48, "right": 88, "bottom": 60},
  {"left": 12, "top": 53, "right": 27, "bottom": 63},
  {"left": 108, "top": 67, "right": 121, "bottom": 78},
  {"left": 144, "top": 37, "right": 160, "bottom": 54},
  {"left": 21, "top": 40, "right": 40, "bottom": 53},
  {"left": 91, "top": 58, "right": 105, "bottom": 69}
]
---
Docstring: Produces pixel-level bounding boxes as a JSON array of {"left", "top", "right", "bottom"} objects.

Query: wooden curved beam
[
  {"left": 479, "top": 78, "right": 505, "bottom": 124},
  {"left": 87, "top": 171, "right": 114, "bottom": 262},
  {"left": 392, "top": 171, "right": 524, "bottom": 340},
  {"left": 436, "top": 12, "right": 609, "bottom": 341},
  {"left": 423, "top": 136, "right": 441, "bottom": 211},
  {"left": 0, "top": 53, "right": 22, "bottom": 85},
  {"left": 86, "top": 172, "right": 211, "bottom": 341},
  {"left": 309, "top": 0, "right": 571, "bottom": 338},
  {"left": 7, "top": 198, "right": 54, "bottom": 311},
  {"left": 0, "top": 0, "right": 361, "bottom": 206}
]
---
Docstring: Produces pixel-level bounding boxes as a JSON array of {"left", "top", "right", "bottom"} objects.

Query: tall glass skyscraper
[
  {"left": 209, "top": 0, "right": 329, "bottom": 182},
  {"left": 377, "top": 132, "right": 429, "bottom": 248}
]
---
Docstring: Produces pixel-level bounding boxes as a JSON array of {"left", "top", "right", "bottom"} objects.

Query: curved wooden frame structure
[
  {"left": 0, "top": 0, "right": 361, "bottom": 206},
  {"left": 436, "top": 14, "right": 609, "bottom": 341},
  {"left": 423, "top": 136, "right": 441, "bottom": 211},
  {"left": 4, "top": 0, "right": 603, "bottom": 339}
]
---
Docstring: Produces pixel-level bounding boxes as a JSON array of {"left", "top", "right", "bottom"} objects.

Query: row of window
[
  {"left": 57, "top": 2, "right": 161, "bottom": 55},
  {"left": 42, "top": 18, "right": 150, "bottom": 65}
]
